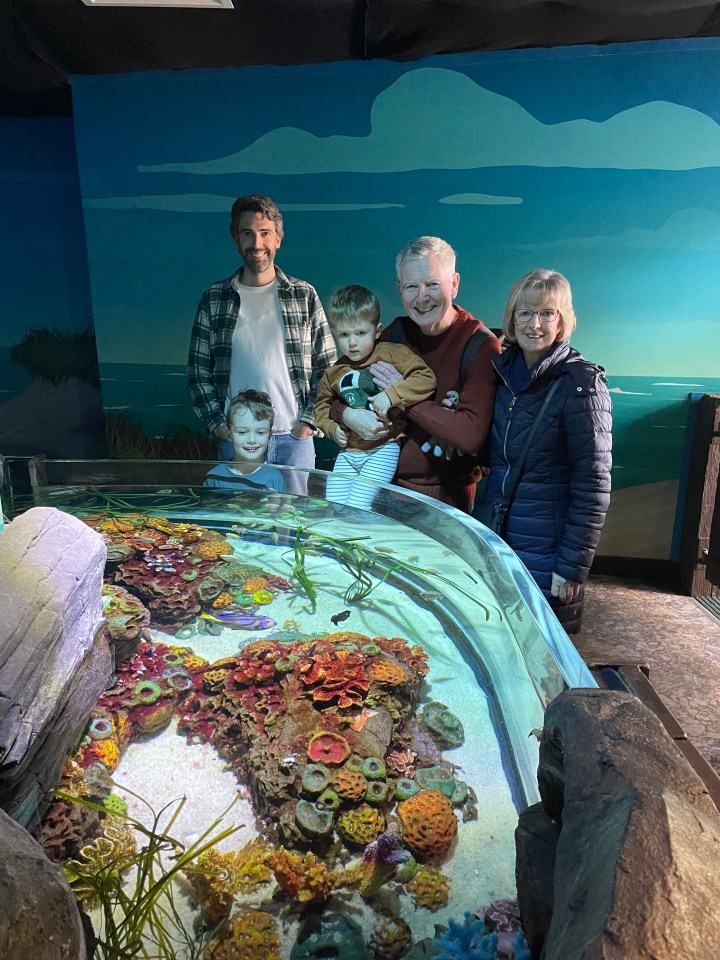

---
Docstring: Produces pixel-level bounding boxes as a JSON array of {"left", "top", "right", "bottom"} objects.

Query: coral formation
[
  {"left": 203, "top": 909, "right": 281, "bottom": 960},
  {"left": 337, "top": 803, "right": 386, "bottom": 846},
  {"left": 331, "top": 766, "right": 368, "bottom": 801},
  {"left": 63, "top": 822, "right": 137, "bottom": 908},
  {"left": 266, "top": 847, "right": 339, "bottom": 903},
  {"left": 407, "top": 865, "right": 451, "bottom": 911},
  {"left": 420, "top": 701, "right": 465, "bottom": 748},
  {"left": 370, "top": 909, "right": 413, "bottom": 959},
  {"left": 307, "top": 731, "right": 351, "bottom": 765},
  {"left": 398, "top": 790, "right": 458, "bottom": 860}
]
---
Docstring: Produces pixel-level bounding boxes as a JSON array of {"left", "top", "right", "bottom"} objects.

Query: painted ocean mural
[{"left": 4, "top": 38, "right": 720, "bottom": 558}]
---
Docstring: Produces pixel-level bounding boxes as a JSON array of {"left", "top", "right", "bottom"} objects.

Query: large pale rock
[
  {"left": 0, "top": 806, "right": 87, "bottom": 960},
  {"left": 0, "top": 507, "right": 112, "bottom": 821},
  {"left": 518, "top": 689, "right": 720, "bottom": 959}
]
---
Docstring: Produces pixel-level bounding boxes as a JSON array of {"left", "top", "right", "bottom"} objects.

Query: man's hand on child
[
  {"left": 334, "top": 425, "right": 349, "bottom": 448},
  {"left": 370, "top": 360, "right": 403, "bottom": 390}
]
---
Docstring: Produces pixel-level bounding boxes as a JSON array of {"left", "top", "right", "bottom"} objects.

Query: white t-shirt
[{"left": 228, "top": 280, "right": 298, "bottom": 434}]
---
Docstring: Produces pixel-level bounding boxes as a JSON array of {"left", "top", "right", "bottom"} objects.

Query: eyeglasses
[{"left": 514, "top": 308, "right": 560, "bottom": 326}]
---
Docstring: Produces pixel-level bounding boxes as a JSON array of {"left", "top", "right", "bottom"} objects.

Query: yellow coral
[
  {"left": 64, "top": 822, "right": 137, "bottom": 907},
  {"left": 188, "top": 840, "right": 274, "bottom": 924},
  {"left": 203, "top": 910, "right": 280, "bottom": 960},
  {"left": 407, "top": 865, "right": 451, "bottom": 912},
  {"left": 337, "top": 803, "right": 385, "bottom": 847},
  {"left": 266, "top": 846, "right": 338, "bottom": 903},
  {"left": 397, "top": 790, "right": 457, "bottom": 860}
]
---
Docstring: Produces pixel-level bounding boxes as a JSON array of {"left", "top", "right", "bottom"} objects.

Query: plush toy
[{"left": 338, "top": 369, "right": 379, "bottom": 409}]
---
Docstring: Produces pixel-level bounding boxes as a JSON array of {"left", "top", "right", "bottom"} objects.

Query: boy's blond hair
[
  {"left": 328, "top": 285, "right": 380, "bottom": 329},
  {"left": 227, "top": 389, "right": 275, "bottom": 428}
]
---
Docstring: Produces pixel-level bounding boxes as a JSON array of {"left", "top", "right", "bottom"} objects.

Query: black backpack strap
[{"left": 458, "top": 327, "right": 492, "bottom": 390}]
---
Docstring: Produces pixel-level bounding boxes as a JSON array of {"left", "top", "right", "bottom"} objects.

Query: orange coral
[
  {"left": 397, "top": 790, "right": 458, "bottom": 860},
  {"left": 194, "top": 537, "right": 233, "bottom": 560},
  {"left": 242, "top": 576, "right": 269, "bottom": 593},
  {"left": 298, "top": 646, "right": 371, "bottom": 709},
  {"left": 407, "top": 865, "right": 451, "bottom": 911},
  {"left": 203, "top": 910, "right": 280, "bottom": 960},
  {"left": 366, "top": 656, "right": 411, "bottom": 686},
  {"left": 241, "top": 640, "right": 278, "bottom": 660},
  {"left": 332, "top": 767, "right": 368, "bottom": 801},
  {"left": 212, "top": 592, "right": 233, "bottom": 609},
  {"left": 323, "top": 631, "right": 371, "bottom": 645},
  {"left": 83, "top": 738, "right": 120, "bottom": 773},
  {"left": 266, "top": 847, "right": 338, "bottom": 903}
]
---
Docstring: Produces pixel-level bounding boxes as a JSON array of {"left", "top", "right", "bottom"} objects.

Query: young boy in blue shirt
[{"left": 204, "top": 389, "right": 286, "bottom": 492}]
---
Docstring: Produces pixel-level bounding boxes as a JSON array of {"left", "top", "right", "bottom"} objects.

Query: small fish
[
  {"left": 199, "top": 611, "right": 276, "bottom": 631},
  {"left": 330, "top": 609, "right": 352, "bottom": 626}
]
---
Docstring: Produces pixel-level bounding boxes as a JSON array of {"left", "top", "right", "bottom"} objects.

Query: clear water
[{"left": 10, "top": 459, "right": 595, "bottom": 957}]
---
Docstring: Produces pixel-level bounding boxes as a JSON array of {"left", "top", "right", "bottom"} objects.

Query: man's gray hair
[{"left": 395, "top": 236, "right": 457, "bottom": 280}]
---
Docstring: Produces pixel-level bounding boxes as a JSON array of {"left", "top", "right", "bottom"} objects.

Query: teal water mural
[
  {"left": 49, "top": 38, "right": 720, "bottom": 557},
  {"left": 91, "top": 361, "right": 719, "bottom": 492}
]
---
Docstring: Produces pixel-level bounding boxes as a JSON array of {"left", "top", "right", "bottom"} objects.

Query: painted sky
[{"left": 70, "top": 41, "right": 720, "bottom": 376}]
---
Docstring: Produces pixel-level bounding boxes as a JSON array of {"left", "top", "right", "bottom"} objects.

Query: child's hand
[
  {"left": 334, "top": 425, "right": 349, "bottom": 448},
  {"left": 371, "top": 391, "right": 392, "bottom": 422}
]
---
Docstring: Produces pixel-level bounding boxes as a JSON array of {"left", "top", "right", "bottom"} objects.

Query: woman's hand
[
  {"left": 213, "top": 424, "right": 231, "bottom": 441},
  {"left": 334, "top": 425, "right": 349, "bottom": 448},
  {"left": 370, "top": 360, "right": 403, "bottom": 391},
  {"left": 551, "top": 572, "right": 581, "bottom": 604}
]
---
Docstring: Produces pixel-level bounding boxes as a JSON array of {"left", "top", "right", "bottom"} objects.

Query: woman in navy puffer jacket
[{"left": 476, "top": 269, "right": 612, "bottom": 633}]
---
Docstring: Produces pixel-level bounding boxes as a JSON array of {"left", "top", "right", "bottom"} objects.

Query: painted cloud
[{"left": 138, "top": 68, "right": 720, "bottom": 176}]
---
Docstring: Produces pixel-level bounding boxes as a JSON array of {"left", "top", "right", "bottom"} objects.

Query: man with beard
[{"left": 188, "top": 194, "right": 336, "bottom": 494}]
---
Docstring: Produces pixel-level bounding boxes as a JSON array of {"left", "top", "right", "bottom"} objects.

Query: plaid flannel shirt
[{"left": 187, "top": 266, "right": 336, "bottom": 435}]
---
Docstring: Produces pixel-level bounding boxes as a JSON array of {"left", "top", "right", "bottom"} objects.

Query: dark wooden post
[
  {"left": 708, "top": 459, "right": 720, "bottom": 587},
  {"left": 680, "top": 394, "right": 720, "bottom": 596}
]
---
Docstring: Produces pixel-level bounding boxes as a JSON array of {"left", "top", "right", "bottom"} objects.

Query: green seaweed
[
  {"left": 275, "top": 521, "right": 498, "bottom": 620},
  {"left": 56, "top": 782, "right": 242, "bottom": 960}
]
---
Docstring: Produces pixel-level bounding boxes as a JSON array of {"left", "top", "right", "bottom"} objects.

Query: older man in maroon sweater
[{"left": 335, "top": 237, "right": 501, "bottom": 512}]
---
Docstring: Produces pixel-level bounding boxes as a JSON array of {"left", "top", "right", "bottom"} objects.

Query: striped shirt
[{"left": 188, "top": 266, "right": 336, "bottom": 435}]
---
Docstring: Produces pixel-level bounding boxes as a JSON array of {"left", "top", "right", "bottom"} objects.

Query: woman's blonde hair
[{"left": 502, "top": 269, "right": 577, "bottom": 344}]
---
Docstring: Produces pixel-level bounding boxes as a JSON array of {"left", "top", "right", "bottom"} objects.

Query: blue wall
[{"left": 3, "top": 40, "right": 720, "bottom": 557}]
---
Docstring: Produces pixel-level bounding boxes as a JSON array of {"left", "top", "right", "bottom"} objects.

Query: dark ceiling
[{"left": 4, "top": 0, "right": 720, "bottom": 116}]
